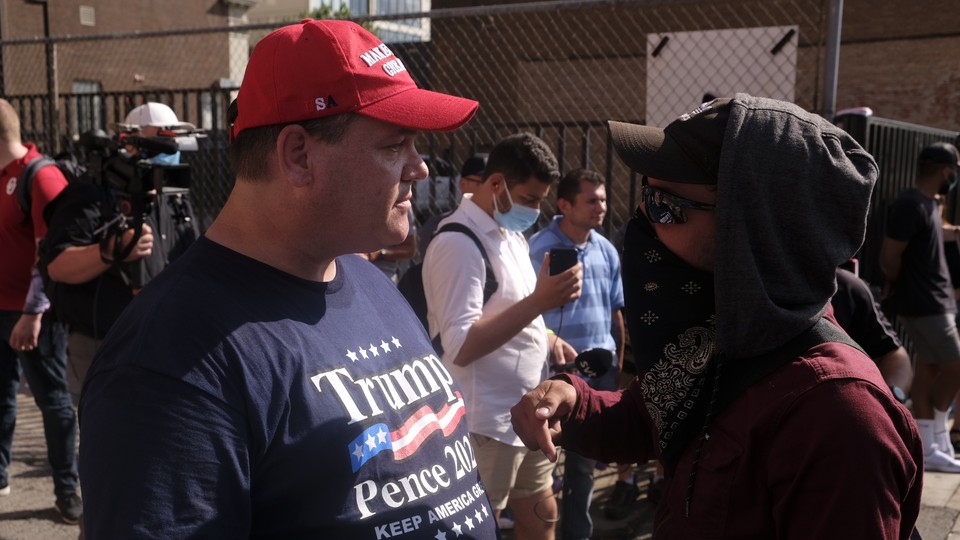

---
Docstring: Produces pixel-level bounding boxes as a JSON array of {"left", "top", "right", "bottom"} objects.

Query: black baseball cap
[
  {"left": 608, "top": 98, "right": 732, "bottom": 185},
  {"left": 919, "top": 142, "right": 960, "bottom": 167},
  {"left": 460, "top": 155, "right": 487, "bottom": 178}
]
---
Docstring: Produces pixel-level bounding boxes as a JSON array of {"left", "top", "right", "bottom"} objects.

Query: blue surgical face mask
[
  {"left": 147, "top": 151, "right": 181, "bottom": 166},
  {"left": 493, "top": 185, "right": 540, "bottom": 232}
]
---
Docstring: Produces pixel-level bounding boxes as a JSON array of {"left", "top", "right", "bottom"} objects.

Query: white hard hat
[{"left": 124, "top": 102, "right": 182, "bottom": 128}]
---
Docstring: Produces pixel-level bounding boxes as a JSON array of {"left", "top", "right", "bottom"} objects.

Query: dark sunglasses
[{"left": 640, "top": 183, "right": 715, "bottom": 224}]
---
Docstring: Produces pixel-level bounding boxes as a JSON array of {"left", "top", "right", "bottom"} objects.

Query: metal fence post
[{"left": 821, "top": 0, "right": 843, "bottom": 120}]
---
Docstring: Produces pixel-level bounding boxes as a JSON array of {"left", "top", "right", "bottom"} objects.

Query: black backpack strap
[
  {"left": 16, "top": 156, "right": 56, "bottom": 216},
  {"left": 436, "top": 222, "right": 499, "bottom": 303},
  {"left": 714, "top": 317, "right": 865, "bottom": 412},
  {"left": 429, "top": 223, "right": 500, "bottom": 356}
]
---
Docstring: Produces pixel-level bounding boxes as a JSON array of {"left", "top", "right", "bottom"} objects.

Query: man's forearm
[
  {"left": 612, "top": 309, "right": 625, "bottom": 369},
  {"left": 879, "top": 239, "right": 906, "bottom": 285},
  {"left": 451, "top": 294, "right": 545, "bottom": 366},
  {"left": 47, "top": 244, "right": 110, "bottom": 284},
  {"left": 877, "top": 347, "right": 913, "bottom": 394}
]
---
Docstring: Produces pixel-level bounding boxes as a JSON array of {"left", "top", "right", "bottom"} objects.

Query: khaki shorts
[
  {"left": 470, "top": 433, "right": 555, "bottom": 510},
  {"left": 899, "top": 314, "right": 960, "bottom": 364}
]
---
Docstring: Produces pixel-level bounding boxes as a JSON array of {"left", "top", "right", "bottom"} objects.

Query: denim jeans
[
  {"left": 561, "top": 366, "right": 618, "bottom": 540},
  {"left": 0, "top": 310, "right": 79, "bottom": 497}
]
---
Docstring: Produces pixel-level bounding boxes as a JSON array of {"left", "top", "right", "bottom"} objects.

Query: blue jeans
[
  {"left": 0, "top": 310, "right": 78, "bottom": 497},
  {"left": 561, "top": 366, "right": 618, "bottom": 540}
]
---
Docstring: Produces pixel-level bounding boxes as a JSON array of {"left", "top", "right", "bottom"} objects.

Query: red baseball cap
[{"left": 230, "top": 19, "right": 479, "bottom": 140}]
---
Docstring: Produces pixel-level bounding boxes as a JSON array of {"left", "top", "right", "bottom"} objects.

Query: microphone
[{"left": 551, "top": 348, "right": 613, "bottom": 379}]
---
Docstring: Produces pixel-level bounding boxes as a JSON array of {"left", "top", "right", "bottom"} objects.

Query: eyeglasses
[{"left": 640, "top": 184, "right": 715, "bottom": 224}]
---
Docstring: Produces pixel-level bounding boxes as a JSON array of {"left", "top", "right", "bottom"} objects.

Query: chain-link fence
[{"left": 0, "top": 0, "right": 830, "bottom": 235}]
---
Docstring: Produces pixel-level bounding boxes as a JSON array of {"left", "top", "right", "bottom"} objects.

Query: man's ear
[
  {"left": 487, "top": 172, "right": 505, "bottom": 193},
  {"left": 556, "top": 197, "right": 571, "bottom": 215},
  {"left": 276, "top": 124, "right": 313, "bottom": 187}
]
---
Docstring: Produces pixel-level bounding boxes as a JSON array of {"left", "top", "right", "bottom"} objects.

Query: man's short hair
[
  {"left": 229, "top": 114, "right": 356, "bottom": 181},
  {"left": 918, "top": 141, "right": 960, "bottom": 179},
  {"left": 484, "top": 132, "right": 559, "bottom": 186},
  {"left": 0, "top": 99, "right": 22, "bottom": 143},
  {"left": 557, "top": 168, "right": 604, "bottom": 204}
]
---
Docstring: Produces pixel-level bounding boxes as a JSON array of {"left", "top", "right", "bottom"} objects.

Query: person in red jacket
[{"left": 512, "top": 94, "right": 923, "bottom": 539}]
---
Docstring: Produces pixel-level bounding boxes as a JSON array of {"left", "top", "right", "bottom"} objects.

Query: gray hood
[{"left": 714, "top": 94, "right": 878, "bottom": 358}]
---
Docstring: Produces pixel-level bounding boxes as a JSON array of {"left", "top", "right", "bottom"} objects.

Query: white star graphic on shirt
[
  {"left": 352, "top": 443, "right": 364, "bottom": 461},
  {"left": 464, "top": 517, "right": 474, "bottom": 530},
  {"left": 474, "top": 509, "right": 482, "bottom": 523},
  {"left": 346, "top": 349, "right": 358, "bottom": 362},
  {"left": 481, "top": 505, "right": 489, "bottom": 518},
  {"left": 365, "top": 433, "right": 377, "bottom": 450},
  {"left": 451, "top": 522, "right": 463, "bottom": 536},
  {"left": 376, "top": 428, "right": 388, "bottom": 445},
  {"left": 380, "top": 339, "right": 391, "bottom": 353},
  {"left": 434, "top": 530, "right": 447, "bottom": 540},
  {"left": 392, "top": 336, "right": 401, "bottom": 348},
  {"left": 359, "top": 346, "right": 369, "bottom": 360},
  {"left": 369, "top": 344, "right": 380, "bottom": 357}
]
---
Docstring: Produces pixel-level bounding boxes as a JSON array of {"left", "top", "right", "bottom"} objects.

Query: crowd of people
[{"left": 0, "top": 16, "right": 957, "bottom": 540}]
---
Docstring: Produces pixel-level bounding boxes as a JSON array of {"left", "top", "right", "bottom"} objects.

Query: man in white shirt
[{"left": 423, "top": 132, "right": 582, "bottom": 539}]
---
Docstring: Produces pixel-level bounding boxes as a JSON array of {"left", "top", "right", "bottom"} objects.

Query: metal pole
[
  {"left": 0, "top": 1, "right": 7, "bottom": 96},
  {"left": 41, "top": 2, "right": 60, "bottom": 153},
  {"left": 821, "top": 0, "right": 843, "bottom": 121}
]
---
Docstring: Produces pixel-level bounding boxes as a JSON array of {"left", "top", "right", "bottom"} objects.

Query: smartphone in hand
[{"left": 549, "top": 247, "right": 578, "bottom": 275}]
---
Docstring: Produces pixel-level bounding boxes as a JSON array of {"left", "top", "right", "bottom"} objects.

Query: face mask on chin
[
  {"left": 147, "top": 151, "right": 181, "bottom": 166},
  {"left": 493, "top": 185, "right": 540, "bottom": 232},
  {"left": 938, "top": 170, "right": 958, "bottom": 195}
]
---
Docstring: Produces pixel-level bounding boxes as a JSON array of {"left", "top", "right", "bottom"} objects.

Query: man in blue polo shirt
[{"left": 528, "top": 168, "right": 625, "bottom": 540}]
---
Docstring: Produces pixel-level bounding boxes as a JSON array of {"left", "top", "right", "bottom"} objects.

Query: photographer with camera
[{"left": 38, "top": 102, "right": 200, "bottom": 405}]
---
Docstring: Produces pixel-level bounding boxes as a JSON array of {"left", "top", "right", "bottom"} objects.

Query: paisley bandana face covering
[{"left": 621, "top": 211, "right": 717, "bottom": 474}]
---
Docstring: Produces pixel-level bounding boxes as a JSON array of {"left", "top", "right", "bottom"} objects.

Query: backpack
[
  {"left": 397, "top": 222, "right": 499, "bottom": 355},
  {"left": 16, "top": 153, "right": 88, "bottom": 216}
]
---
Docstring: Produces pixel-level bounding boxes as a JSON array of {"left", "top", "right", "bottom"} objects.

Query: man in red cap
[
  {"left": 79, "top": 20, "right": 497, "bottom": 539},
  {"left": 511, "top": 95, "right": 923, "bottom": 538}
]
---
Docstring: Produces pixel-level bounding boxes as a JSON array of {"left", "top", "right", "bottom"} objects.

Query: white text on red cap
[{"left": 359, "top": 44, "right": 408, "bottom": 77}]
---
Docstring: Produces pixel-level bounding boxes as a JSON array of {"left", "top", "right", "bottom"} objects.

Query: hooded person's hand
[{"left": 510, "top": 378, "right": 578, "bottom": 462}]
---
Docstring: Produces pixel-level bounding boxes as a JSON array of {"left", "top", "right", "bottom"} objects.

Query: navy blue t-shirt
[
  {"left": 885, "top": 188, "right": 955, "bottom": 316},
  {"left": 79, "top": 237, "right": 499, "bottom": 539}
]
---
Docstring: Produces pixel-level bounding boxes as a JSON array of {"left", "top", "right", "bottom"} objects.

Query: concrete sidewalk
[
  {"left": 577, "top": 460, "right": 960, "bottom": 539},
  {"left": 0, "top": 392, "right": 79, "bottom": 540},
  {"left": 3, "top": 390, "right": 960, "bottom": 539}
]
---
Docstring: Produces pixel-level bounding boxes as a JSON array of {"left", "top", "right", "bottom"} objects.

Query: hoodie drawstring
[{"left": 685, "top": 352, "right": 725, "bottom": 517}]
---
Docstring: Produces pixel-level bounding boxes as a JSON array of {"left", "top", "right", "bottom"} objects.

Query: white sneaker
[
  {"left": 939, "top": 430, "right": 956, "bottom": 456},
  {"left": 0, "top": 482, "right": 9, "bottom": 496},
  {"left": 925, "top": 448, "right": 960, "bottom": 473}
]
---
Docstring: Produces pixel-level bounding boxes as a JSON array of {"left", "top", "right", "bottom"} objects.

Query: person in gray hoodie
[{"left": 511, "top": 94, "right": 923, "bottom": 538}]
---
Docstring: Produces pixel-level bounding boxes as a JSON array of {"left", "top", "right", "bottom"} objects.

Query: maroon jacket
[{"left": 559, "top": 341, "right": 923, "bottom": 539}]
